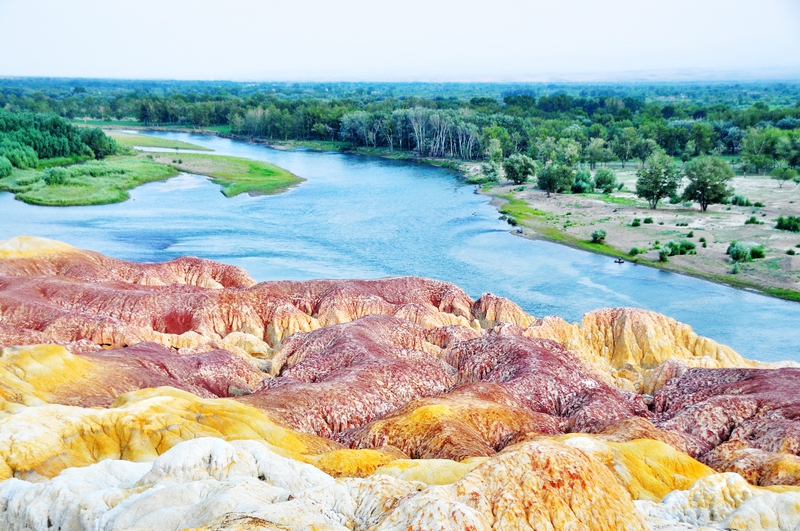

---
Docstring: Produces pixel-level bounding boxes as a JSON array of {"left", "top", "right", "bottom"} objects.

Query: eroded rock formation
[{"left": 0, "top": 236, "right": 798, "bottom": 530}]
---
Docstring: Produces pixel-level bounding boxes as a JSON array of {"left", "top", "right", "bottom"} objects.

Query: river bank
[
  {"left": 480, "top": 178, "right": 800, "bottom": 303},
  {"left": 92, "top": 127, "right": 800, "bottom": 302}
]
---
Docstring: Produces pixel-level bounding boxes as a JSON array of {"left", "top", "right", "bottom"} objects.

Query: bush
[
  {"left": 729, "top": 195, "right": 753, "bottom": 207},
  {"left": 669, "top": 193, "right": 682, "bottom": 204},
  {"left": 727, "top": 241, "right": 765, "bottom": 262},
  {"left": 659, "top": 248, "right": 670, "bottom": 262},
  {"left": 629, "top": 247, "right": 640, "bottom": 256},
  {"left": 591, "top": 229, "right": 607, "bottom": 243},
  {"left": 686, "top": 231, "right": 694, "bottom": 237},
  {"left": 643, "top": 217, "right": 653, "bottom": 224},
  {"left": 731, "top": 263, "right": 741, "bottom": 274},
  {"left": 744, "top": 216, "right": 763, "bottom": 225},
  {"left": 664, "top": 240, "right": 696, "bottom": 256},
  {"left": 594, "top": 167, "right": 617, "bottom": 194},
  {"left": 42, "top": 167, "right": 68, "bottom": 186},
  {"left": 787, "top": 249, "right": 796, "bottom": 255},
  {"left": 571, "top": 169, "right": 595, "bottom": 193},
  {"left": 0, "top": 155, "right": 11, "bottom": 178},
  {"left": 631, "top": 218, "right": 641, "bottom": 227},
  {"left": 753, "top": 201, "right": 765, "bottom": 207},
  {"left": 776, "top": 216, "right": 800, "bottom": 232}
]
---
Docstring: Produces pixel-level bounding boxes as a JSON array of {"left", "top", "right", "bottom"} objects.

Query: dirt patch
[{"left": 483, "top": 168, "right": 800, "bottom": 297}]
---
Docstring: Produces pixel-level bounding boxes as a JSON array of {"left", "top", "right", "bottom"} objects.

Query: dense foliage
[
  {"left": 0, "top": 110, "right": 117, "bottom": 168},
  {"left": 3, "top": 79, "right": 800, "bottom": 175}
]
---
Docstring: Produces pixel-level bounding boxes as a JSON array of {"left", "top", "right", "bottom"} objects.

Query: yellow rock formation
[
  {"left": 0, "top": 387, "right": 405, "bottom": 481},
  {"left": 0, "top": 236, "right": 77, "bottom": 259}
]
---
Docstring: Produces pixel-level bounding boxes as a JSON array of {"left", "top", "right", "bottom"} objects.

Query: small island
[{"left": 0, "top": 112, "right": 302, "bottom": 206}]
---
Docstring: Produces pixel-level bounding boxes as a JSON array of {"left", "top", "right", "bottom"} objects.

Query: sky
[{"left": 1, "top": 0, "right": 799, "bottom": 82}]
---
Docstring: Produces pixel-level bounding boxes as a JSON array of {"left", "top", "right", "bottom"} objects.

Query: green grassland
[
  {"left": 107, "top": 131, "right": 212, "bottom": 151},
  {"left": 0, "top": 151, "right": 303, "bottom": 205},
  {"left": 498, "top": 197, "right": 548, "bottom": 221},
  {"left": 145, "top": 152, "right": 303, "bottom": 196},
  {"left": 0, "top": 157, "right": 178, "bottom": 206}
]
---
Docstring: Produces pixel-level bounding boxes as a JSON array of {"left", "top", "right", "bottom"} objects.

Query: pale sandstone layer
[{"left": 1, "top": 237, "right": 799, "bottom": 530}]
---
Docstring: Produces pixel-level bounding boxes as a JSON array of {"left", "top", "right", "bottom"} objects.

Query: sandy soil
[{"left": 483, "top": 167, "right": 800, "bottom": 297}]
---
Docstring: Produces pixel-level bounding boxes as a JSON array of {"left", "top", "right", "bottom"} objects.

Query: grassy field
[
  {"left": 107, "top": 131, "right": 213, "bottom": 151},
  {"left": 72, "top": 119, "right": 140, "bottom": 127},
  {"left": 0, "top": 157, "right": 178, "bottom": 206},
  {"left": 145, "top": 152, "right": 303, "bottom": 196}
]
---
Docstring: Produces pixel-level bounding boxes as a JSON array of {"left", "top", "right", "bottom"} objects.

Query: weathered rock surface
[{"left": 0, "top": 236, "right": 798, "bottom": 529}]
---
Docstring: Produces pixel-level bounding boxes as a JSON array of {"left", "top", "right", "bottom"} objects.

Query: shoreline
[{"left": 98, "top": 126, "right": 800, "bottom": 303}]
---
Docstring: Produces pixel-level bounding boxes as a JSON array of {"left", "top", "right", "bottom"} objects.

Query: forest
[{"left": 2, "top": 79, "right": 800, "bottom": 177}]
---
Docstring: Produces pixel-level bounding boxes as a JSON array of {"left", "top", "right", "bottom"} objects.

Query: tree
[
  {"left": 0, "top": 155, "right": 12, "bottom": 178},
  {"left": 635, "top": 151, "right": 681, "bottom": 209},
  {"left": 771, "top": 165, "right": 798, "bottom": 188},
  {"left": 594, "top": 167, "right": 618, "bottom": 193},
  {"left": 80, "top": 128, "right": 117, "bottom": 159},
  {"left": 537, "top": 164, "right": 574, "bottom": 197},
  {"left": 584, "top": 137, "right": 614, "bottom": 170},
  {"left": 681, "top": 156, "right": 734, "bottom": 211},
  {"left": 611, "top": 127, "right": 638, "bottom": 168},
  {"left": 503, "top": 153, "right": 538, "bottom": 184}
]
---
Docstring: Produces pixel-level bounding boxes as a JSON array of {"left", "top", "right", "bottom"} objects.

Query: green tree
[
  {"left": 585, "top": 137, "right": 615, "bottom": 170},
  {"left": 594, "top": 167, "right": 618, "bottom": 193},
  {"left": 681, "top": 156, "right": 734, "bottom": 211},
  {"left": 503, "top": 153, "right": 538, "bottom": 184},
  {"left": 80, "top": 128, "right": 118, "bottom": 159},
  {"left": 690, "top": 123, "right": 715, "bottom": 156},
  {"left": 537, "top": 164, "right": 574, "bottom": 197},
  {"left": 771, "top": 164, "right": 799, "bottom": 188},
  {"left": 635, "top": 151, "right": 680, "bottom": 209},
  {"left": 0, "top": 155, "right": 12, "bottom": 178}
]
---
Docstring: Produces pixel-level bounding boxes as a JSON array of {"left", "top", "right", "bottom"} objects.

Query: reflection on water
[{"left": 1, "top": 132, "right": 798, "bottom": 362}]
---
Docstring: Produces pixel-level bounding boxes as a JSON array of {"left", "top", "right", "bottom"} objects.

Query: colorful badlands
[{"left": 0, "top": 236, "right": 799, "bottom": 530}]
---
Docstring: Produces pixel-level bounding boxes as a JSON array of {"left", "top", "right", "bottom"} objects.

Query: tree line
[{"left": 0, "top": 110, "right": 118, "bottom": 176}]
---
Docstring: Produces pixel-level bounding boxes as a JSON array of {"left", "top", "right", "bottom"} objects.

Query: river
[{"left": 1, "top": 131, "right": 798, "bottom": 362}]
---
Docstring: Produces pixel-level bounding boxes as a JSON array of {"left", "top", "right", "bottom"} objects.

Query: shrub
[
  {"left": 591, "top": 229, "right": 607, "bottom": 243},
  {"left": 776, "top": 216, "right": 800, "bottom": 232},
  {"left": 659, "top": 248, "right": 670, "bottom": 262},
  {"left": 727, "top": 241, "right": 765, "bottom": 262},
  {"left": 731, "top": 263, "right": 741, "bottom": 274},
  {"left": 787, "top": 249, "right": 796, "bottom": 255},
  {"left": 676, "top": 222, "right": 689, "bottom": 227},
  {"left": 507, "top": 217, "right": 518, "bottom": 226},
  {"left": 687, "top": 231, "right": 694, "bottom": 237},
  {"left": 664, "top": 240, "right": 696, "bottom": 256},
  {"left": 729, "top": 195, "right": 753, "bottom": 207},
  {"left": 571, "top": 169, "right": 595, "bottom": 193},
  {"left": 643, "top": 217, "right": 653, "bottom": 224},
  {"left": 669, "top": 193, "right": 682, "bottom": 204},
  {"left": 0, "top": 155, "right": 12, "bottom": 178},
  {"left": 594, "top": 167, "right": 617, "bottom": 194},
  {"left": 744, "top": 216, "right": 763, "bottom": 225},
  {"left": 631, "top": 218, "right": 641, "bottom": 227},
  {"left": 42, "top": 167, "right": 68, "bottom": 186},
  {"left": 629, "top": 247, "right": 640, "bottom": 256},
  {"left": 753, "top": 201, "right": 765, "bottom": 207}
]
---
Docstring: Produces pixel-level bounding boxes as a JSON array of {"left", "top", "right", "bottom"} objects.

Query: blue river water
[{"left": 1, "top": 132, "right": 798, "bottom": 362}]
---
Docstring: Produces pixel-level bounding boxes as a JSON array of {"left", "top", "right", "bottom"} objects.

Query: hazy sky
[{"left": 1, "top": 0, "right": 799, "bottom": 81}]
